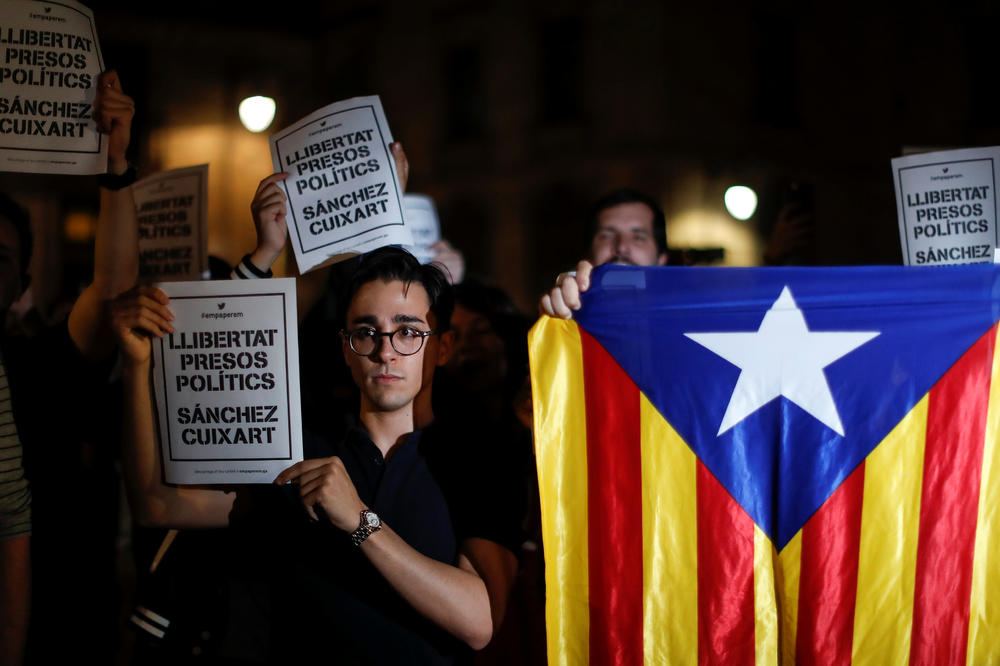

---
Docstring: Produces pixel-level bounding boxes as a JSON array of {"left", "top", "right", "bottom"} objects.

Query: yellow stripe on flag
[
  {"left": 851, "top": 396, "right": 928, "bottom": 663},
  {"left": 777, "top": 531, "right": 802, "bottom": 664},
  {"left": 754, "top": 526, "right": 778, "bottom": 666},
  {"left": 967, "top": 327, "right": 1000, "bottom": 664},
  {"left": 529, "top": 318, "right": 590, "bottom": 666},
  {"left": 639, "top": 394, "right": 697, "bottom": 664}
]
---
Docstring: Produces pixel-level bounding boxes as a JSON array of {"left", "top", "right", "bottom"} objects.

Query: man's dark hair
[
  {"left": 590, "top": 188, "right": 668, "bottom": 256},
  {"left": 342, "top": 246, "right": 454, "bottom": 330},
  {"left": 0, "top": 193, "right": 32, "bottom": 291}
]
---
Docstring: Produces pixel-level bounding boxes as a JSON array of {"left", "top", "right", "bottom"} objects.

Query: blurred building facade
[{"left": 1, "top": 1, "right": 997, "bottom": 312}]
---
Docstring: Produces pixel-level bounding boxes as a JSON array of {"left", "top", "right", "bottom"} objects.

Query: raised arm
[
  {"left": 241, "top": 172, "right": 290, "bottom": 277},
  {"left": 68, "top": 70, "right": 140, "bottom": 360},
  {"left": 112, "top": 286, "right": 236, "bottom": 528},
  {"left": 275, "top": 458, "right": 517, "bottom": 649}
]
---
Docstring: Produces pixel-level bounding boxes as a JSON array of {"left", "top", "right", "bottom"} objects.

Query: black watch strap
[{"left": 98, "top": 164, "right": 138, "bottom": 190}]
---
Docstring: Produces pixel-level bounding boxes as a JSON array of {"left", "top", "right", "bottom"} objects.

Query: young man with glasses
[{"left": 113, "top": 242, "right": 520, "bottom": 663}]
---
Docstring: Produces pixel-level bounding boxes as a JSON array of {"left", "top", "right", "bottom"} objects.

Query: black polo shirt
[{"left": 248, "top": 420, "right": 523, "bottom": 665}]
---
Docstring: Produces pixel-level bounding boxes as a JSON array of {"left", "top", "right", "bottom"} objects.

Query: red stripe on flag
[
  {"left": 696, "top": 462, "right": 755, "bottom": 665},
  {"left": 911, "top": 325, "right": 994, "bottom": 665},
  {"left": 580, "top": 330, "right": 644, "bottom": 666},
  {"left": 795, "top": 462, "right": 865, "bottom": 666}
]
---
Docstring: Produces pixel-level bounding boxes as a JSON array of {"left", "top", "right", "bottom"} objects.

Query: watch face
[{"left": 365, "top": 512, "right": 381, "bottom": 528}]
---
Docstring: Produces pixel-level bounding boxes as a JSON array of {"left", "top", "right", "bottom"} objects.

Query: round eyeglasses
[{"left": 341, "top": 326, "right": 438, "bottom": 356}]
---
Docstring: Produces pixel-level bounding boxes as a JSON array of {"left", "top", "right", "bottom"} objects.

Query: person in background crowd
[
  {"left": 0, "top": 193, "right": 33, "bottom": 666},
  {"left": 539, "top": 188, "right": 668, "bottom": 319},
  {"left": 1, "top": 70, "right": 139, "bottom": 665}
]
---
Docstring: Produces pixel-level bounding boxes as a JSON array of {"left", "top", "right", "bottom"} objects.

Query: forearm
[
  {"left": 360, "top": 525, "right": 494, "bottom": 649},
  {"left": 121, "top": 358, "right": 169, "bottom": 525},
  {"left": 120, "top": 360, "right": 232, "bottom": 528},
  {"left": 68, "top": 184, "right": 139, "bottom": 359},
  {"left": 94, "top": 184, "right": 139, "bottom": 296},
  {"left": 0, "top": 535, "right": 30, "bottom": 666}
]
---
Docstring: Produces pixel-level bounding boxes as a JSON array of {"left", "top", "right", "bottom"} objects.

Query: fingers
[
  {"left": 539, "top": 293, "right": 553, "bottom": 317},
  {"left": 254, "top": 186, "right": 287, "bottom": 209},
  {"left": 540, "top": 260, "right": 595, "bottom": 319},
  {"left": 390, "top": 142, "right": 409, "bottom": 192},
  {"left": 93, "top": 71, "right": 134, "bottom": 135},
  {"left": 251, "top": 178, "right": 289, "bottom": 233},
  {"left": 254, "top": 172, "right": 290, "bottom": 198},
  {"left": 559, "top": 277, "right": 582, "bottom": 312},
  {"left": 253, "top": 190, "right": 287, "bottom": 219},
  {"left": 112, "top": 307, "right": 170, "bottom": 340},
  {"left": 252, "top": 176, "right": 290, "bottom": 229},
  {"left": 541, "top": 285, "right": 573, "bottom": 319},
  {"left": 111, "top": 287, "right": 175, "bottom": 338},
  {"left": 273, "top": 457, "right": 332, "bottom": 485},
  {"left": 98, "top": 69, "right": 122, "bottom": 92},
  {"left": 575, "top": 260, "right": 593, "bottom": 292},
  {"left": 274, "top": 458, "right": 349, "bottom": 524}
]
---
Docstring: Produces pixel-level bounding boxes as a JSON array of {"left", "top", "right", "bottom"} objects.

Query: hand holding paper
[
  {"left": 274, "top": 456, "right": 366, "bottom": 528},
  {"left": 269, "top": 96, "right": 411, "bottom": 272},
  {"left": 93, "top": 70, "right": 134, "bottom": 175},
  {"left": 110, "top": 285, "right": 175, "bottom": 364},
  {"left": 391, "top": 141, "right": 409, "bottom": 193},
  {"left": 249, "top": 172, "right": 290, "bottom": 272}
]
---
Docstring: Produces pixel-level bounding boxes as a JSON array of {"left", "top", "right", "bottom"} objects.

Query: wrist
[
  {"left": 350, "top": 508, "right": 382, "bottom": 546},
  {"left": 99, "top": 164, "right": 137, "bottom": 190},
  {"left": 122, "top": 355, "right": 151, "bottom": 375},
  {"left": 248, "top": 248, "right": 279, "bottom": 274},
  {"left": 108, "top": 155, "right": 129, "bottom": 176}
]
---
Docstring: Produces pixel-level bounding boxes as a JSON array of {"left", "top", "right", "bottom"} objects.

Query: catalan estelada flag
[{"left": 528, "top": 264, "right": 1000, "bottom": 665}]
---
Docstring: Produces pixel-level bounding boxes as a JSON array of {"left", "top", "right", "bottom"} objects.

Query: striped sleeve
[
  {"left": 230, "top": 254, "right": 272, "bottom": 280},
  {"left": 0, "top": 358, "right": 29, "bottom": 540}
]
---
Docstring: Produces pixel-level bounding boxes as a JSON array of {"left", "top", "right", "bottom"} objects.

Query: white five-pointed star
[{"left": 685, "top": 286, "right": 879, "bottom": 436}]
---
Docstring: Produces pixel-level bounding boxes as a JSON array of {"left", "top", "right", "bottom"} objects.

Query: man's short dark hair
[
  {"left": 342, "top": 246, "right": 454, "bottom": 330},
  {"left": 590, "top": 188, "right": 668, "bottom": 256},
  {"left": 0, "top": 192, "right": 32, "bottom": 291}
]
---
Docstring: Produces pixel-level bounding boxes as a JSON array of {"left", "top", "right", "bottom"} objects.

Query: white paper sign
[
  {"left": 892, "top": 146, "right": 1000, "bottom": 266},
  {"left": 133, "top": 164, "right": 209, "bottom": 282},
  {"left": 0, "top": 0, "right": 107, "bottom": 174},
  {"left": 270, "top": 96, "right": 410, "bottom": 273},
  {"left": 402, "top": 193, "right": 440, "bottom": 264},
  {"left": 151, "top": 279, "right": 303, "bottom": 485}
]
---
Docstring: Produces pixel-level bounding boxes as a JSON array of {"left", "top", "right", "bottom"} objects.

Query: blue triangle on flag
[{"left": 574, "top": 264, "right": 1000, "bottom": 549}]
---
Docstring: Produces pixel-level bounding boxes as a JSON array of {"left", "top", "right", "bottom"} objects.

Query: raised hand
[{"left": 93, "top": 70, "right": 135, "bottom": 175}]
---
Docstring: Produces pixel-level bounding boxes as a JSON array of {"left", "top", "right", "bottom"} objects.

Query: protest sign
[
  {"left": 402, "top": 193, "right": 440, "bottom": 263},
  {"left": 0, "top": 0, "right": 107, "bottom": 174},
  {"left": 133, "top": 164, "right": 209, "bottom": 281},
  {"left": 270, "top": 95, "right": 410, "bottom": 273},
  {"left": 151, "top": 278, "right": 302, "bottom": 484},
  {"left": 892, "top": 146, "right": 1000, "bottom": 266}
]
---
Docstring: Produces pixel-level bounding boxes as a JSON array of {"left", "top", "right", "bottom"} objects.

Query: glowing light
[
  {"left": 238, "top": 96, "right": 276, "bottom": 132},
  {"left": 724, "top": 185, "right": 758, "bottom": 220}
]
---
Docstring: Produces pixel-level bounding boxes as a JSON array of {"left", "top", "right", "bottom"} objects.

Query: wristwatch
[{"left": 350, "top": 509, "right": 382, "bottom": 546}]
